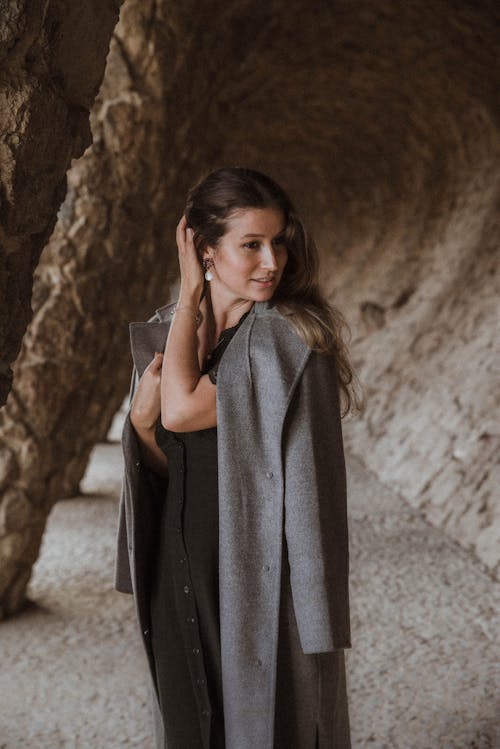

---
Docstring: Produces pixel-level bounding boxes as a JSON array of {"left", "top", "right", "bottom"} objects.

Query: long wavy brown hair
[{"left": 184, "top": 166, "right": 363, "bottom": 418}]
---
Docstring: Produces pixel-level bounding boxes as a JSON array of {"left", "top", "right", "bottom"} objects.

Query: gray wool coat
[{"left": 114, "top": 298, "right": 351, "bottom": 749}]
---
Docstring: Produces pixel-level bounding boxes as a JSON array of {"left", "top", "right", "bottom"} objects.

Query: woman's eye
[{"left": 242, "top": 237, "right": 286, "bottom": 250}]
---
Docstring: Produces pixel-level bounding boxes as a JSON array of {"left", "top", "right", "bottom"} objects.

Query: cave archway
[{"left": 1, "top": 0, "right": 498, "bottom": 615}]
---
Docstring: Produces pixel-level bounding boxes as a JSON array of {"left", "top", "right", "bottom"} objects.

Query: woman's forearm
[
  {"left": 161, "top": 290, "right": 203, "bottom": 425},
  {"left": 131, "top": 420, "right": 169, "bottom": 478}
]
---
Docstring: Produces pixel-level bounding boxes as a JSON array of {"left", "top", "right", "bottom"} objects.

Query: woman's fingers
[
  {"left": 153, "top": 352, "right": 163, "bottom": 371},
  {"left": 131, "top": 354, "right": 162, "bottom": 429},
  {"left": 176, "top": 214, "right": 189, "bottom": 251},
  {"left": 144, "top": 351, "right": 163, "bottom": 375},
  {"left": 175, "top": 214, "right": 205, "bottom": 293},
  {"left": 176, "top": 214, "right": 196, "bottom": 247}
]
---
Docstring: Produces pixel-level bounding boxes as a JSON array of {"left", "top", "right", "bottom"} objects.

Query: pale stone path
[{"left": 0, "top": 443, "right": 498, "bottom": 748}]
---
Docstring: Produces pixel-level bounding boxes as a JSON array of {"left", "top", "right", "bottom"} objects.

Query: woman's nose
[{"left": 260, "top": 245, "right": 279, "bottom": 270}]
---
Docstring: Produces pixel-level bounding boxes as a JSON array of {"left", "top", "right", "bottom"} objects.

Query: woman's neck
[{"left": 200, "top": 288, "right": 254, "bottom": 346}]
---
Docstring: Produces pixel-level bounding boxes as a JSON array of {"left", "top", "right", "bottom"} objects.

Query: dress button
[
  {"left": 265, "top": 470, "right": 273, "bottom": 479},
  {"left": 183, "top": 585, "right": 190, "bottom": 594},
  {"left": 135, "top": 460, "right": 141, "bottom": 468},
  {"left": 192, "top": 647, "right": 200, "bottom": 655},
  {"left": 143, "top": 628, "right": 149, "bottom": 636},
  {"left": 179, "top": 557, "right": 186, "bottom": 564},
  {"left": 186, "top": 616, "right": 195, "bottom": 623},
  {"left": 201, "top": 709, "right": 210, "bottom": 717},
  {"left": 176, "top": 526, "right": 181, "bottom": 534},
  {"left": 196, "top": 677, "right": 206, "bottom": 685}
]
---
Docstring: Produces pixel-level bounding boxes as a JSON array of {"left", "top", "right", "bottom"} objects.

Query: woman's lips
[{"left": 252, "top": 278, "right": 275, "bottom": 286}]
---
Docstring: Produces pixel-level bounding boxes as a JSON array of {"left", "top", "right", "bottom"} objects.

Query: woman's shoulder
[
  {"left": 251, "top": 303, "right": 340, "bottom": 381},
  {"left": 127, "top": 301, "right": 176, "bottom": 325},
  {"left": 251, "top": 304, "right": 312, "bottom": 355},
  {"left": 147, "top": 300, "right": 177, "bottom": 323},
  {"left": 245, "top": 305, "right": 313, "bottom": 389}
]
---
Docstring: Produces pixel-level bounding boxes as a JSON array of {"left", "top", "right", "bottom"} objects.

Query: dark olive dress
[{"left": 149, "top": 308, "right": 351, "bottom": 749}]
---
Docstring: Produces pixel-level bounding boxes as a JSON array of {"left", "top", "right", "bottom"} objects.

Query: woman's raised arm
[{"left": 160, "top": 217, "right": 218, "bottom": 432}]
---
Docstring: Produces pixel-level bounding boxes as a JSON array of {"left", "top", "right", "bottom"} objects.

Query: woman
[{"left": 114, "top": 167, "right": 361, "bottom": 749}]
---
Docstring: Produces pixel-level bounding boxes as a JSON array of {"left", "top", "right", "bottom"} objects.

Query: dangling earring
[{"left": 203, "top": 258, "right": 214, "bottom": 281}]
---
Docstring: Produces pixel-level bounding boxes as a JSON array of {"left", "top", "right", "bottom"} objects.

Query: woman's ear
[{"left": 201, "top": 247, "right": 215, "bottom": 263}]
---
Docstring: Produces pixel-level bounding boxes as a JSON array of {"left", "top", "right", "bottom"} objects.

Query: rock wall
[
  {"left": 0, "top": 0, "right": 123, "bottom": 406},
  {"left": 0, "top": 0, "right": 172, "bottom": 616},
  {"left": 196, "top": 0, "right": 500, "bottom": 575},
  {"left": 337, "top": 172, "right": 499, "bottom": 576},
  {"left": 1, "top": 0, "right": 498, "bottom": 616},
  {"left": 0, "top": 0, "right": 260, "bottom": 617}
]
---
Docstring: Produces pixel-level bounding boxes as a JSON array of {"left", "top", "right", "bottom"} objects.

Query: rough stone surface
[
  {"left": 1, "top": 0, "right": 498, "bottom": 620},
  {"left": 200, "top": 0, "right": 500, "bottom": 576},
  {"left": 0, "top": 441, "right": 497, "bottom": 748},
  {"left": 0, "top": 0, "right": 123, "bottom": 405},
  {"left": 338, "top": 184, "right": 500, "bottom": 577},
  {"left": 0, "top": 0, "right": 175, "bottom": 616}
]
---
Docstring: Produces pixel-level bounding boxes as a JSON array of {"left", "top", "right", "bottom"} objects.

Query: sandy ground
[{"left": 0, "top": 438, "right": 498, "bottom": 748}]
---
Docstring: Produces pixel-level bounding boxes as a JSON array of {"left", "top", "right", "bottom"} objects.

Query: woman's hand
[
  {"left": 176, "top": 214, "right": 205, "bottom": 301},
  {"left": 130, "top": 352, "right": 164, "bottom": 431}
]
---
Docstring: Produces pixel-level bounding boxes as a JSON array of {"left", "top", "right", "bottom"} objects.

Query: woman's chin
[{"left": 248, "top": 281, "right": 278, "bottom": 297}]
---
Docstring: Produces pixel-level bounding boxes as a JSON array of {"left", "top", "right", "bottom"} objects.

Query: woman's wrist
[
  {"left": 178, "top": 285, "right": 203, "bottom": 308},
  {"left": 172, "top": 287, "right": 204, "bottom": 325},
  {"left": 171, "top": 305, "right": 201, "bottom": 324}
]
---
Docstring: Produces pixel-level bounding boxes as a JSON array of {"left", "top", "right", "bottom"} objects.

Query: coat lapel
[{"left": 129, "top": 321, "right": 170, "bottom": 377}]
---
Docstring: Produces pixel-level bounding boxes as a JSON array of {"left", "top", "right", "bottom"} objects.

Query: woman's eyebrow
[{"left": 241, "top": 228, "right": 286, "bottom": 238}]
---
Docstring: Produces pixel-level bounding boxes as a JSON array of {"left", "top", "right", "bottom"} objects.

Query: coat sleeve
[
  {"left": 114, "top": 365, "right": 140, "bottom": 593},
  {"left": 282, "top": 349, "right": 351, "bottom": 651}
]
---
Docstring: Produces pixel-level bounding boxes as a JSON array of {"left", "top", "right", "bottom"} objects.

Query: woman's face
[{"left": 202, "top": 207, "right": 288, "bottom": 303}]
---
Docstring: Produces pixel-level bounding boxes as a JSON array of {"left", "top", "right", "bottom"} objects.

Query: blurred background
[{"left": 0, "top": 1, "right": 498, "bottom": 746}]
